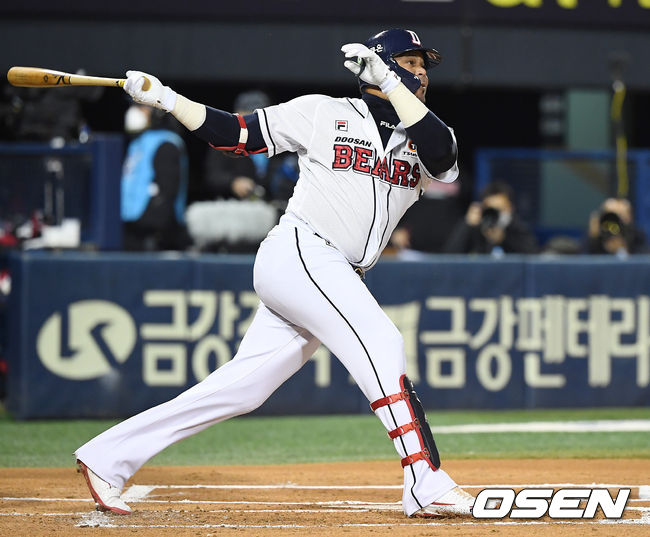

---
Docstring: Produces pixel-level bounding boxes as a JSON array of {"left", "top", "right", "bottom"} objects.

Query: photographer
[
  {"left": 443, "top": 181, "right": 538, "bottom": 255},
  {"left": 586, "top": 197, "right": 647, "bottom": 256}
]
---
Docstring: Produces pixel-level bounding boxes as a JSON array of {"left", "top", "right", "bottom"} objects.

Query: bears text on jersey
[{"left": 332, "top": 143, "right": 421, "bottom": 189}]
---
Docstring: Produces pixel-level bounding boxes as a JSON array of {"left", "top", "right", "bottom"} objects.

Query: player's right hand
[
  {"left": 341, "top": 43, "right": 400, "bottom": 94},
  {"left": 123, "top": 70, "right": 177, "bottom": 113}
]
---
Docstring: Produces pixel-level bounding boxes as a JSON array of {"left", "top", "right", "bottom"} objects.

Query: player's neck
[
  {"left": 362, "top": 91, "right": 399, "bottom": 122},
  {"left": 361, "top": 91, "right": 400, "bottom": 149}
]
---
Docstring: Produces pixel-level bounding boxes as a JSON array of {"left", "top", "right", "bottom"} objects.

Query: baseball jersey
[{"left": 257, "top": 95, "right": 458, "bottom": 269}]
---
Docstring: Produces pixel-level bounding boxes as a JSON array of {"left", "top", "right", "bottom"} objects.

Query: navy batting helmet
[
  {"left": 360, "top": 29, "right": 441, "bottom": 94},
  {"left": 365, "top": 29, "right": 441, "bottom": 69}
]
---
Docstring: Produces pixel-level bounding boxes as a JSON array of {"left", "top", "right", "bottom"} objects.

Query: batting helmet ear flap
[{"left": 385, "top": 57, "right": 423, "bottom": 94}]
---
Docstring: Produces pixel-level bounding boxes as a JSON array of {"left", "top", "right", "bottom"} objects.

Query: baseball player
[{"left": 75, "top": 28, "right": 474, "bottom": 518}]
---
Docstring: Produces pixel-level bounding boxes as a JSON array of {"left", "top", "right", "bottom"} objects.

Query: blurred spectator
[
  {"left": 586, "top": 197, "right": 647, "bottom": 256},
  {"left": 203, "top": 90, "right": 299, "bottom": 208},
  {"left": 187, "top": 90, "right": 296, "bottom": 253},
  {"left": 121, "top": 104, "right": 190, "bottom": 251},
  {"left": 3, "top": 70, "right": 103, "bottom": 144},
  {"left": 443, "top": 180, "right": 538, "bottom": 255},
  {"left": 266, "top": 152, "right": 299, "bottom": 213},
  {"left": 203, "top": 90, "right": 271, "bottom": 201},
  {"left": 1, "top": 73, "right": 103, "bottom": 232},
  {"left": 388, "top": 176, "right": 472, "bottom": 258},
  {"left": 0, "top": 357, "right": 6, "bottom": 403},
  {"left": 0, "top": 261, "right": 8, "bottom": 403}
]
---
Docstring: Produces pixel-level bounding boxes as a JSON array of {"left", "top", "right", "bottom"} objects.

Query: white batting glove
[
  {"left": 341, "top": 43, "right": 400, "bottom": 94},
  {"left": 123, "top": 70, "right": 177, "bottom": 113}
]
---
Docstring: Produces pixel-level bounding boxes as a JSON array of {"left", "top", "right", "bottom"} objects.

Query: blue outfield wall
[{"left": 6, "top": 251, "right": 650, "bottom": 419}]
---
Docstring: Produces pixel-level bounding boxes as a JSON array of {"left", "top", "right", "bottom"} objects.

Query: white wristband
[
  {"left": 378, "top": 71, "right": 400, "bottom": 95},
  {"left": 386, "top": 83, "right": 429, "bottom": 128},
  {"left": 160, "top": 86, "right": 178, "bottom": 113},
  {"left": 171, "top": 94, "right": 207, "bottom": 131}
]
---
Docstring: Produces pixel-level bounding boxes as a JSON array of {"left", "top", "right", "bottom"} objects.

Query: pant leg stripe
[{"left": 293, "top": 228, "right": 423, "bottom": 509}]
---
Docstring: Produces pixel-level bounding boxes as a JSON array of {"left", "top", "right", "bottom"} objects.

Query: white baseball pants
[{"left": 75, "top": 212, "right": 455, "bottom": 515}]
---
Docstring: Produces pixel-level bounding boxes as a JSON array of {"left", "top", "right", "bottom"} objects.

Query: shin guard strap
[
  {"left": 370, "top": 390, "right": 409, "bottom": 411},
  {"left": 401, "top": 450, "right": 430, "bottom": 468},
  {"left": 388, "top": 420, "right": 419, "bottom": 439}
]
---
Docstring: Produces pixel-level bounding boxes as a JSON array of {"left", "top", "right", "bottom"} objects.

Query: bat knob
[{"left": 118, "top": 76, "right": 152, "bottom": 91}]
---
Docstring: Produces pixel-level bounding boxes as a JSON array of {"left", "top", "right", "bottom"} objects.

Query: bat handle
[{"left": 117, "top": 77, "right": 152, "bottom": 91}]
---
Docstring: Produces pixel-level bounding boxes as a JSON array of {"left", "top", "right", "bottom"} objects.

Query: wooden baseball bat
[{"left": 6, "top": 66, "right": 150, "bottom": 90}]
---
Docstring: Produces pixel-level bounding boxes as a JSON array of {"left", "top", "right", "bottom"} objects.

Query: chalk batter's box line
[
  {"left": 2, "top": 497, "right": 648, "bottom": 527},
  {"left": 153, "top": 483, "right": 647, "bottom": 489},
  {"left": 126, "top": 482, "right": 650, "bottom": 502},
  {"left": 3, "top": 482, "right": 650, "bottom": 505},
  {"left": 2, "top": 506, "right": 648, "bottom": 516},
  {"left": 65, "top": 514, "right": 650, "bottom": 529}
]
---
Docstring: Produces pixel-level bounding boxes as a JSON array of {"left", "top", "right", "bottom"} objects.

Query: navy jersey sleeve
[{"left": 406, "top": 112, "right": 458, "bottom": 182}]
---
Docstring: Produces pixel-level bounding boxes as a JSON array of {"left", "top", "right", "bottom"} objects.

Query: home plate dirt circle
[{"left": 1, "top": 459, "right": 648, "bottom": 536}]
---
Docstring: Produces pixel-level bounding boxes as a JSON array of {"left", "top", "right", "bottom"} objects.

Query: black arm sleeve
[
  {"left": 405, "top": 112, "right": 457, "bottom": 177},
  {"left": 192, "top": 107, "right": 267, "bottom": 153}
]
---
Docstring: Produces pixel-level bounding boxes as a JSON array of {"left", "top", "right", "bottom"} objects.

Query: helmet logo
[
  {"left": 406, "top": 30, "right": 421, "bottom": 46},
  {"left": 370, "top": 44, "right": 384, "bottom": 54}
]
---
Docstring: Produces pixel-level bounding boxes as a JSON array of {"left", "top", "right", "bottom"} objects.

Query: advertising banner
[{"left": 7, "top": 252, "right": 650, "bottom": 418}]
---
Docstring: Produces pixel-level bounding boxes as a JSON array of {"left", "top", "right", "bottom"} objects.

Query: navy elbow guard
[{"left": 195, "top": 108, "right": 267, "bottom": 156}]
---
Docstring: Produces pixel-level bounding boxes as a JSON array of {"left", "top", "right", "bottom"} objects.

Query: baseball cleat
[
  {"left": 76, "top": 460, "right": 132, "bottom": 515},
  {"left": 412, "top": 486, "right": 474, "bottom": 518}
]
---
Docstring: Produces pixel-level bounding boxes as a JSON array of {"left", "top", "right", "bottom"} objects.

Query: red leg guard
[{"left": 370, "top": 374, "right": 441, "bottom": 471}]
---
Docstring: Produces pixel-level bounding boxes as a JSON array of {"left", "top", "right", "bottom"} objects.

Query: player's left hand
[
  {"left": 123, "top": 70, "right": 177, "bottom": 113},
  {"left": 341, "top": 43, "right": 401, "bottom": 94}
]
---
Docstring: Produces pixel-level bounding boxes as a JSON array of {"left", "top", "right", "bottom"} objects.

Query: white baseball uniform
[{"left": 76, "top": 93, "right": 459, "bottom": 516}]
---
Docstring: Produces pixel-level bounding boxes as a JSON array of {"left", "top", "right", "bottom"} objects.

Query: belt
[
  {"left": 312, "top": 231, "right": 365, "bottom": 279},
  {"left": 313, "top": 231, "right": 333, "bottom": 247}
]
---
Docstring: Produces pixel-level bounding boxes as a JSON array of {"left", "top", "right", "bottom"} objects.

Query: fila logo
[
  {"left": 473, "top": 488, "right": 631, "bottom": 519},
  {"left": 335, "top": 120, "right": 348, "bottom": 131},
  {"left": 406, "top": 30, "right": 421, "bottom": 46}
]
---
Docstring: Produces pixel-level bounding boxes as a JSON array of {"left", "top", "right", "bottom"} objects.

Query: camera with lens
[
  {"left": 598, "top": 211, "right": 626, "bottom": 239},
  {"left": 480, "top": 207, "right": 501, "bottom": 230}
]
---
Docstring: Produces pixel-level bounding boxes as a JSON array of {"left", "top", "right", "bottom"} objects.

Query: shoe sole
[
  {"left": 76, "top": 460, "right": 131, "bottom": 515},
  {"left": 412, "top": 502, "right": 473, "bottom": 518},
  {"left": 413, "top": 510, "right": 472, "bottom": 518}
]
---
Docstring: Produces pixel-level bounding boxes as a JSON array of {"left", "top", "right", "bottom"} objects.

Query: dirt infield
[{"left": 1, "top": 459, "right": 649, "bottom": 536}]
